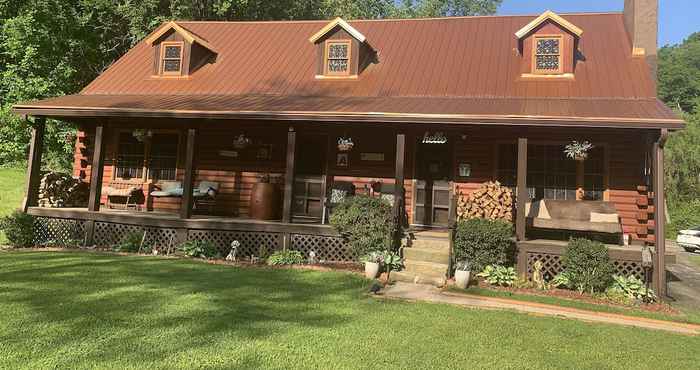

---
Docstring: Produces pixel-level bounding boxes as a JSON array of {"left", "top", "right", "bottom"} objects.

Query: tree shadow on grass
[{"left": 0, "top": 252, "right": 368, "bottom": 368}]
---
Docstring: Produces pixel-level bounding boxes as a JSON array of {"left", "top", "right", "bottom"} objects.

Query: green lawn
[
  {"left": 689, "top": 255, "right": 700, "bottom": 269},
  {"left": 1, "top": 251, "right": 699, "bottom": 369},
  {"left": 0, "top": 167, "right": 26, "bottom": 244}
]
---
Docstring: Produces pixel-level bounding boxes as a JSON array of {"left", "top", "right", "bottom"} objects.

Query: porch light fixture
[
  {"left": 337, "top": 137, "right": 354, "bottom": 151},
  {"left": 422, "top": 131, "right": 448, "bottom": 144}
]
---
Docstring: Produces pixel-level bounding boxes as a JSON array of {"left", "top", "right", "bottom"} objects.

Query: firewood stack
[
  {"left": 457, "top": 181, "right": 513, "bottom": 222},
  {"left": 38, "top": 172, "right": 89, "bottom": 208}
]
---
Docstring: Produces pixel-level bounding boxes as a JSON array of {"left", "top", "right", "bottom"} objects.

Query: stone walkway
[
  {"left": 666, "top": 241, "right": 700, "bottom": 308},
  {"left": 380, "top": 282, "right": 700, "bottom": 335}
]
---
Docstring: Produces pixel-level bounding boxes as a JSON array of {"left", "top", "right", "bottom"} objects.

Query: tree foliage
[
  {"left": 658, "top": 32, "right": 700, "bottom": 114},
  {"left": 0, "top": 0, "right": 500, "bottom": 169}
]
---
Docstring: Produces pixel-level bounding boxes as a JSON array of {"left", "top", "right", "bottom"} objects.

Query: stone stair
[{"left": 390, "top": 230, "right": 450, "bottom": 286}]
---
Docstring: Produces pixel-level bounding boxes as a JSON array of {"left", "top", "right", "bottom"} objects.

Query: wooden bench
[{"left": 102, "top": 180, "right": 145, "bottom": 210}]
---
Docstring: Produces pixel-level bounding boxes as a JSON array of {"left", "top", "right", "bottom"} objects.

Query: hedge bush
[
  {"left": 0, "top": 210, "right": 35, "bottom": 248},
  {"left": 180, "top": 239, "right": 221, "bottom": 259},
  {"left": 267, "top": 250, "right": 304, "bottom": 265},
  {"left": 453, "top": 218, "right": 513, "bottom": 272},
  {"left": 113, "top": 231, "right": 151, "bottom": 253},
  {"left": 329, "top": 195, "right": 396, "bottom": 258},
  {"left": 562, "top": 238, "right": 614, "bottom": 294}
]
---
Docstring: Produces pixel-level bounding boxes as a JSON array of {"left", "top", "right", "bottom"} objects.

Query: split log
[{"left": 456, "top": 181, "right": 513, "bottom": 222}]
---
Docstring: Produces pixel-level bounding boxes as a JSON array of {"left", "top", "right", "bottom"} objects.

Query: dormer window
[
  {"left": 325, "top": 41, "right": 351, "bottom": 75},
  {"left": 161, "top": 42, "right": 184, "bottom": 75},
  {"left": 534, "top": 36, "right": 561, "bottom": 73}
]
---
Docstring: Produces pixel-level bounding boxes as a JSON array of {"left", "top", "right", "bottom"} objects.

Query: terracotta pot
[
  {"left": 455, "top": 270, "right": 471, "bottom": 289},
  {"left": 249, "top": 182, "right": 280, "bottom": 220},
  {"left": 365, "top": 262, "right": 380, "bottom": 279}
]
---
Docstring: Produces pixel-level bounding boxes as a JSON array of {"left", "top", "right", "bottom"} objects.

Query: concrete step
[
  {"left": 411, "top": 238, "right": 450, "bottom": 250},
  {"left": 411, "top": 230, "right": 450, "bottom": 240},
  {"left": 403, "top": 260, "right": 449, "bottom": 278},
  {"left": 389, "top": 271, "right": 447, "bottom": 286},
  {"left": 403, "top": 247, "right": 450, "bottom": 264}
]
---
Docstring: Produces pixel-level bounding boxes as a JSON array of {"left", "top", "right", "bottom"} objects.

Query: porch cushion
[
  {"left": 150, "top": 181, "right": 183, "bottom": 197},
  {"left": 103, "top": 186, "right": 140, "bottom": 197},
  {"left": 590, "top": 212, "right": 619, "bottom": 223},
  {"left": 527, "top": 199, "right": 621, "bottom": 234},
  {"left": 531, "top": 218, "right": 622, "bottom": 234}
]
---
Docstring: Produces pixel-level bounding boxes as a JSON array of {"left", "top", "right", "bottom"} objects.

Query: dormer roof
[
  {"left": 309, "top": 17, "right": 367, "bottom": 43},
  {"left": 145, "top": 21, "right": 218, "bottom": 53},
  {"left": 515, "top": 10, "right": 583, "bottom": 39}
]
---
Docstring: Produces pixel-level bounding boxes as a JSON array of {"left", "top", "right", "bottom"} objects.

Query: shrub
[
  {"left": 0, "top": 211, "right": 35, "bottom": 248},
  {"left": 551, "top": 271, "right": 574, "bottom": 290},
  {"left": 113, "top": 231, "right": 151, "bottom": 253},
  {"left": 606, "top": 275, "right": 657, "bottom": 303},
  {"left": 453, "top": 218, "right": 514, "bottom": 272},
  {"left": 180, "top": 240, "right": 220, "bottom": 259},
  {"left": 562, "top": 238, "right": 614, "bottom": 294},
  {"left": 329, "top": 195, "right": 396, "bottom": 258},
  {"left": 477, "top": 265, "right": 517, "bottom": 287},
  {"left": 267, "top": 250, "right": 304, "bottom": 265}
]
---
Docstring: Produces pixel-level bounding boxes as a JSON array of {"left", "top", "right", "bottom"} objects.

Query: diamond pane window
[
  {"left": 325, "top": 41, "right": 350, "bottom": 75},
  {"left": 160, "top": 42, "right": 183, "bottom": 75},
  {"left": 533, "top": 37, "right": 561, "bottom": 73}
]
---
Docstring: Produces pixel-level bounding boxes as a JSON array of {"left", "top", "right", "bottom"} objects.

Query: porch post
[
  {"left": 394, "top": 134, "right": 406, "bottom": 241},
  {"left": 22, "top": 117, "right": 45, "bottom": 212},
  {"left": 180, "top": 128, "right": 197, "bottom": 219},
  {"left": 282, "top": 127, "right": 296, "bottom": 224},
  {"left": 516, "top": 138, "right": 528, "bottom": 241},
  {"left": 87, "top": 124, "right": 106, "bottom": 212},
  {"left": 653, "top": 129, "right": 668, "bottom": 298}
]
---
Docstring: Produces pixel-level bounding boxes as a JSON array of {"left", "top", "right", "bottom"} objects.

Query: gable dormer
[
  {"left": 145, "top": 22, "right": 217, "bottom": 78},
  {"left": 515, "top": 11, "right": 583, "bottom": 78},
  {"left": 309, "top": 18, "right": 374, "bottom": 79}
]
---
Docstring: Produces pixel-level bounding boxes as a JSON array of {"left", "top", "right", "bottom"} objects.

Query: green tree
[{"left": 658, "top": 32, "right": 700, "bottom": 114}]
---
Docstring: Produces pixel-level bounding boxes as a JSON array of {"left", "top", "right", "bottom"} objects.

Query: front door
[
  {"left": 292, "top": 134, "right": 327, "bottom": 223},
  {"left": 414, "top": 135, "right": 451, "bottom": 227}
]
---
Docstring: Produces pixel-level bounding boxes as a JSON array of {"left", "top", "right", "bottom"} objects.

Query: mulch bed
[{"left": 472, "top": 279, "right": 680, "bottom": 315}]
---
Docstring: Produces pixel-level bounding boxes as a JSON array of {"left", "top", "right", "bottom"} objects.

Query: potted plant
[
  {"left": 564, "top": 140, "right": 594, "bottom": 161},
  {"left": 382, "top": 250, "right": 403, "bottom": 280},
  {"left": 132, "top": 129, "right": 152, "bottom": 142},
  {"left": 360, "top": 250, "right": 384, "bottom": 279},
  {"left": 454, "top": 260, "right": 471, "bottom": 289},
  {"left": 337, "top": 137, "right": 354, "bottom": 152},
  {"left": 233, "top": 133, "right": 251, "bottom": 149}
]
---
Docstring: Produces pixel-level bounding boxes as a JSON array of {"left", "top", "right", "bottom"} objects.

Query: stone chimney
[{"left": 623, "top": 0, "right": 658, "bottom": 86}]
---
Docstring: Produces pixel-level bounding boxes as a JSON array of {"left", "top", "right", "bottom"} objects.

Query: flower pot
[
  {"left": 455, "top": 270, "right": 471, "bottom": 289},
  {"left": 365, "top": 262, "right": 380, "bottom": 279},
  {"left": 574, "top": 154, "right": 587, "bottom": 161}
]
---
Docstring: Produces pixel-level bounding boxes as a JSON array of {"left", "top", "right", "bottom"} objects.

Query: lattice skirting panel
[
  {"left": 34, "top": 217, "right": 87, "bottom": 246},
  {"left": 187, "top": 229, "right": 282, "bottom": 257},
  {"left": 526, "top": 252, "right": 645, "bottom": 281},
  {"left": 93, "top": 222, "right": 178, "bottom": 248},
  {"left": 291, "top": 234, "right": 354, "bottom": 262}
]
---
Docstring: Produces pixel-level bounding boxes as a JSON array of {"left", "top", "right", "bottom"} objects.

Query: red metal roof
[{"left": 13, "top": 13, "right": 684, "bottom": 127}]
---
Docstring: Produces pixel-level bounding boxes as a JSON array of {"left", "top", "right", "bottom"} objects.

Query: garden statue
[
  {"left": 308, "top": 250, "right": 317, "bottom": 264},
  {"left": 227, "top": 241, "right": 239, "bottom": 262}
]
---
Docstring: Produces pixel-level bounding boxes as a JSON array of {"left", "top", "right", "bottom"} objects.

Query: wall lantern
[
  {"left": 337, "top": 137, "right": 354, "bottom": 151},
  {"left": 422, "top": 131, "right": 448, "bottom": 144}
]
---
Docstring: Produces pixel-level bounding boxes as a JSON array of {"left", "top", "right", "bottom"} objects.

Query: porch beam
[
  {"left": 394, "top": 134, "right": 406, "bottom": 232},
  {"left": 653, "top": 129, "right": 668, "bottom": 298},
  {"left": 180, "top": 128, "right": 197, "bottom": 219},
  {"left": 516, "top": 138, "right": 528, "bottom": 241},
  {"left": 22, "top": 117, "right": 45, "bottom": 212},
  {"left": 282, "top": 127, "right": 296, "bottom": 224},
  {"left": 87, "top": 124, "right": 106, "bottom": 212}
]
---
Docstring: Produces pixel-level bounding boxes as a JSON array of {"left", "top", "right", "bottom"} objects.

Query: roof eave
[
  {"left": 515, "top": 10, "right": 584, "bottom": 39},
  {"left": 11, "top": 105, "right": 685, "bottom": 130},
  {"left": 309, "top": 17, "right": 367, "bottom": 43}
]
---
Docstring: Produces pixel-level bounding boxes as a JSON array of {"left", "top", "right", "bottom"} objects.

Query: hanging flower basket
[
  {"left": 564, "top": 140, "right": 594, "bottom": 161},
  {"left": 233, "top": 134, "right": 251, "bottom": 149},
  {"left": 132, "top": 129, "right": 151, "bottom": 142},
  {"left": 337, "top": 137, "right": 354, "bottom": 152}
]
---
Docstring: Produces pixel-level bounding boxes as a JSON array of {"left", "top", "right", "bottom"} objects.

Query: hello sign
[{"left": 422, "top": 131, "right": 448, "bottom": 144}]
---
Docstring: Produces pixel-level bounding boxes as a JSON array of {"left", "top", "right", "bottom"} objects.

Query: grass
[
  {"left": 0, "top": 166, "right": 26, "bottom": 244},
  {"left": 1, "top": 251, "right": 699, "bottom": 369},
  {"left": 449, "top": 286, "right": 700, "bottom": 325},
  {"left": 689, "top": 255, "right": 700, "bottom": 269}
]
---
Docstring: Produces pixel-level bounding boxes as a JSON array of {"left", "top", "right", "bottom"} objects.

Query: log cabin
[{"left": 13, "top": 0, "right": 683, "bottom": 294}]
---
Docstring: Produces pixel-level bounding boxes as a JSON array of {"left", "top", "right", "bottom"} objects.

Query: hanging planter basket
[
  {"left": 233, "top": 134, "right": 252, "bottom": 149},
  {"left": 564, "top": 140, "right": 593, "bottom": 161},
  {"left": 337, "top": 137, "right": 354, "bottom": 152}
]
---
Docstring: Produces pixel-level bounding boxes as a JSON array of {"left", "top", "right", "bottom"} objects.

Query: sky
[{"left": 497, "top": 0, "right": 699, "bottom": 46}]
